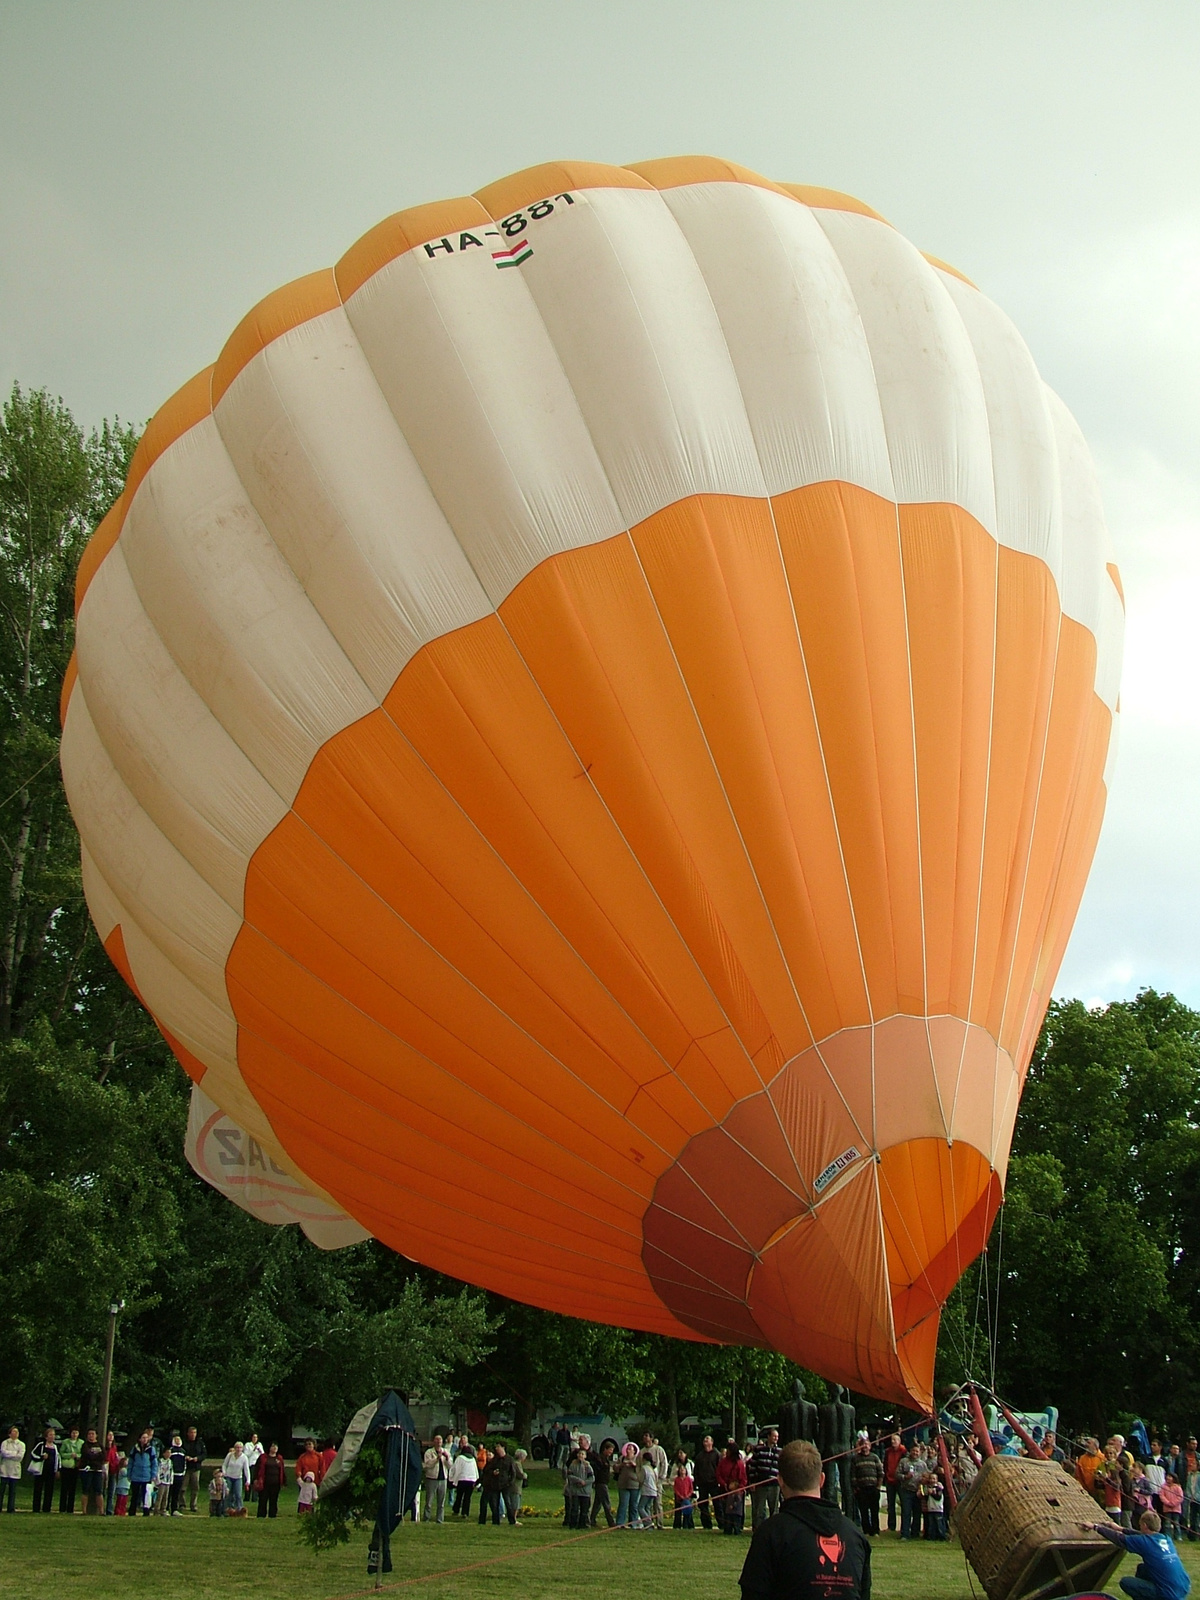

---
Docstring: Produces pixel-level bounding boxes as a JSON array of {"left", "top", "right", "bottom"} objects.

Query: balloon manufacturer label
[{"left": 814, "top": 1146, "right": 861, "bottom": 1195}]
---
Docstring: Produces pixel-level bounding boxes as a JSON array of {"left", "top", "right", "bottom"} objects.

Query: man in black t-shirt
[{"left": 739, "top": 1439, "right": 871, "bottom": 1600}]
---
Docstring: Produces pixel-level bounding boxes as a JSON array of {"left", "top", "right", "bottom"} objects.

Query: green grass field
[{"left": 2, "top": 1465, "right": 1195, "bottom": 1598}]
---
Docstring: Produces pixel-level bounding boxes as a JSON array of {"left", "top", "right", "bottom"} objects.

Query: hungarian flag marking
[{"left": 492, "top": 239, "right": 533, "bottom": 269}]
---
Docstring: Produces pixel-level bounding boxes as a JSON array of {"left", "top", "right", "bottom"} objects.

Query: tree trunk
[
  {"left": 0, "top": 797, "right": 31, "bottom": 1034},
  {"left": 661, "top": 1361, "right": 681, "bottom": 1453},
  {"left": 514, "top": 1390, "right": 534, "bottom": 1450}
]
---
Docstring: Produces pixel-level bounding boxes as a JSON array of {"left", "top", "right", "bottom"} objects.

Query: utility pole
[{"left": 96, "top": 1301, "right": 124, "bottom": 1451}]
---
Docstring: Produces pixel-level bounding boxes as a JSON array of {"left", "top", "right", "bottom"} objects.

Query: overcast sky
[{"left": 2, "top": 1, "right": 1197, "bottom": 1008}]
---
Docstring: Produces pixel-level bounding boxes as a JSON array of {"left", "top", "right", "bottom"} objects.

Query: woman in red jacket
[
  {"left": 254, "top": 1444, "right": 287, "bottom": 1519},
  {"left": 716, "top": 1442, "right": 748, "bottom": 1536}
]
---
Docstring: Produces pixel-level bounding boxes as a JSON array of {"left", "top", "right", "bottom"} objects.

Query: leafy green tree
[
  {"left": 451, "top": 1299, "right": 650, "bottom": 1447},
  {"left": 936, "top": 991, "right": 1200, "bottom": 1437},
  {"left": 0, "top": 385, "right": 180, "bottom": 1426},
  {"left": 0, "top": 386, "right": 491, "bottom": 1442}
]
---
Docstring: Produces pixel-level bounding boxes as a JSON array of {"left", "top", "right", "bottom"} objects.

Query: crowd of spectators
[
  {"left": 0, "top": 1424, "right": 337, "bottom": 1518},
  {"left": 8, "top": 1406, "right": 1200, "bottom": 1578}
]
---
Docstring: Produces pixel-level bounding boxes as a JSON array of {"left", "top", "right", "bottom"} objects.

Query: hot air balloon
[{"left": 60, "top": 157, "right": 1123, "bottom": 1409}]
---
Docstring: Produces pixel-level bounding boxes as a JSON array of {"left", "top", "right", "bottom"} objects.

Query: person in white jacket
[
  {"left": 449, "top": 1445, "right": 479, "bottom": 1520},
  {"left": 222, "top": 1443, "right": 252, "bottom": 1516},
  {"left": 1, "top": 1428, "right": 25, "bottom": 1514},
  {"left": 243, "top": 1433, "right": 264, "bottom": 1503}
]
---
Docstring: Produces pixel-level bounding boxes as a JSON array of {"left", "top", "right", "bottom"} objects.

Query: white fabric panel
[
  {"left": 186, "top": 1085, "right": 370, "bottom": 1249},
  {"left": 76, "top": 543, "right": 288, "bottom": 912},
  {"left": 516, "top": 187, "right": 766, "bottom": 521},
  {"left": 79, "top": 843, "right": 120, "bottom": 942},
  {"left": 1103, "top": 714, "right": 1120, "bottom": 789},
  {"left": 115, "top": 907, "right": 237, "bottom": 1077},
  {"left": 814, "top": 210, "right": 997, "bottom": 536},
  {"left": 657, "top": 183, "right": 895, "bottom": 502},
  {"left": 213, "top": 309, "right": 494, "bottom": 700},
  {"left": 63, "top": 689, "right": 240, "bottom": 1013},
  {"left": 935, "top": 271, "right": 1064, "bottom": 589},
  {"left": 344, "top": 236, "right": 625, "bottom": 606},
  {"left": 122, "top": 414, "right": 377, "bottom": 798},
  {"left": 1044, "top": 387, "right": 1124, "bottom": 712}
]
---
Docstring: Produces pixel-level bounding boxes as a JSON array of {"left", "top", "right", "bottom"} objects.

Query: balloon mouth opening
[{"left": 642, "top": 1023, "right": 1007, "bottom": 1407}]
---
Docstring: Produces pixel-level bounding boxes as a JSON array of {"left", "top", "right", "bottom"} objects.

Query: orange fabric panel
[
  {"left": 899, "top": 505, "right": 997, "bottom": 1020},
  {"left": 75, "top": 366, "right": 214, "bottom": 612},
  {"left": 233, "top": 844, "right": 669, "bottom": 1187},
  {"left": 626, "top": 156, "right": 791, "bottom": 200},
  {"left": 896, "top": 1314, "right": 941, "bottom": 1410},
  {"left": 1011, "top": 696, "right": 1110, "bottom": 1076},
  {"left": 231, "top": 973, "right": 647, "bottom": 1250},
  {"left": 74, "top": 497, "right": 127, "bottom": 615},
  {"left": 774, "top": 184, "right": 890, "bottom": 224},
  {"left": 59, "top": 652, "right": 77, "bottom": 727},
  {"left": 157, "top": 1025, "right": 208, "bottom": 1087},
  {"left": 384, "top": 619, "right": 721, "bottom": 1078},
  {"left": 474, "top": 161, "right": 652, "bottom": 219},
  {"left": 103, "top": 924, "right": 141, "bottom": 999},
  {"left": 994, "top": 618, "right": 1101, "bottom": 1054},
  {"left": 630, "top": 495, "right": 866, "bottom": 1047},
  {"left": 878, "top": 1138, "right": 996, "bottom": 1336},
  {"left": 209, "top": 483, "right": 1112, "bottom": 1404},
  {"left": 119, "top": 365, "right": 215, "bottom": 507},
  {"left": 772, "top": 482, "right": 924, "bottom": 1017},
  {"left": 238, "top": 1025, "right": 688, "bottom": 1327},
  {"left": 1106, "top": 563, "right": 1124, "bottom": 607},
  {"left": 500, "top": 527, "right": 783, "bottom": 1067},
  {"left": 335, "top": 197, "right": 493, "bottom": 298},
  {"left": 971, "top": 546, "right": 1061, "bottom": 1046},
  {"left": 211, "top": 269, "right": 342, "bottom": 404},
  {"left": 749, "top": 1168, "right": 917, "bottom": 1407}
]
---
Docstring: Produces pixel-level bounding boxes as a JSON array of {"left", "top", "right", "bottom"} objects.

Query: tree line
[{"left": 1, "top": 382, "right": 1198, "bottom": 1449}]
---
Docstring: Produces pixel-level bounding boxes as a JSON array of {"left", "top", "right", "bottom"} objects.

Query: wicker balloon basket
[{"left": 952, "top": 1454, "right": 1123, "bottom": 1600}]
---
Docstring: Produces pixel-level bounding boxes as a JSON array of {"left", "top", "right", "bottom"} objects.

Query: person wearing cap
[{"left": 748, "top": 1430, "right": 781, "bottom": 1526}]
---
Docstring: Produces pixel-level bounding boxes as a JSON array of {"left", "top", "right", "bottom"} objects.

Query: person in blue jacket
[
  {"left": 1094, "top": 1509, "right": 1191, "bottom": 1600},
  {"left": 126, "top": 1431, "right": 158, "bottom": 1517}
]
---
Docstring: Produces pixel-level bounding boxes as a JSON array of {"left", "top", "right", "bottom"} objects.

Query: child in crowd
[
  {"left": 920, "top": 1469, "right": 946, "bottom": 1540},
  {"left": 1099, "top": 1447, "right": 1125, "bottom": 1524},
  {"left": 114, "top": 1453, "right": 130, "bottom": 1517},
  {"left": 1131, "top": 1469, "right": 1156, "bottom": 1524},
  {"left": 297, "top": 1470, "right": 318, "bottom": 1514},
  {"left": 208, "top": 1468, "right": 225, "bottom": 1517},
  {"left": 638, "top": 1450, "right": 660, "bottom": 1530},
  {"left": 154, "top": 1447, "right": 174, "bottom": 1515},
  {"left": 672, "top": 1464, "right": 695, "bottom": 1529},
  {"left": 1159, "top": 1473, "right": 1185, "bottom": 1538}
]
